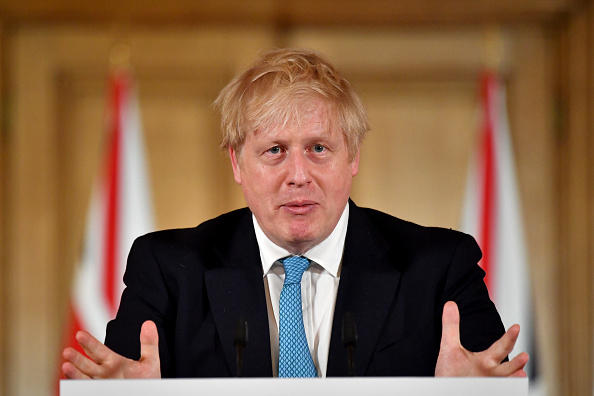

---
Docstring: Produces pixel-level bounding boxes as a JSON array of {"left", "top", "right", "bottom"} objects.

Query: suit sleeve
[
  {"left": 104, "top": 234, "right": 176, "bottom": 376},
  {"left": 442, "top": 233, "right": 506, "bottom": 354}
]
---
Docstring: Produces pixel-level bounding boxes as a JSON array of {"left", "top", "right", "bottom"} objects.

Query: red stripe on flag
[
  {"left": 479, "top": 72, "right": 497, "bottom": 293},
  {"left": 104, "top": 73, "right": 125, "bottom": 316}
]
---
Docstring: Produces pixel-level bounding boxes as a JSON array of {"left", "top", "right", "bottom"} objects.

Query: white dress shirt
[{"left": 253, "top": 203, "right": 349, "bottom": 377}]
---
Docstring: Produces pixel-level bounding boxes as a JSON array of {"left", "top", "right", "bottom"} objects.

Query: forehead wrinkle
[
  {"left": 266, "top": 116, "right": 331, "bottom": 145},
  {"left": 254, "top": 101, "right": 333, "bottom": 142}
]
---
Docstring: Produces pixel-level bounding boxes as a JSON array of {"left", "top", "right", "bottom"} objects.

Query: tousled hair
[{"left": 213, "top": 48, "right": 369, "bottom": 161}]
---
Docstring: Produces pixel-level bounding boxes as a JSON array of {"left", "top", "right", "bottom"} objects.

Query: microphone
[
  {"left": 234, "top": 315, "right": 248, "bottom": 377},
  {"left": 342, "top": 312, "right": 357, "bottom": 376}
]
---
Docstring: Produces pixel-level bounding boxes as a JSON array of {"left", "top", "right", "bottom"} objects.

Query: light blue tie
[{"left": 278, "top": 256, "right": 318, "bottom": 377}]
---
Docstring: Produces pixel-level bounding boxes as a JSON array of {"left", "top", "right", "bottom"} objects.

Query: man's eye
[
  {"left": 313, "top": 144, "right": 325, "bottom": 153},
  {"left": 268, "top": 146, "right": 281, "bottom": 154}
]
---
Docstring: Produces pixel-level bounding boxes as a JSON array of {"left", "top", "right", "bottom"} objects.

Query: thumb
[
  {"left": 441, "top": 301, "right": 461, "bottom": 349},
  {"left": 139, "top": 320, "right": 160, "bottom": 366}
]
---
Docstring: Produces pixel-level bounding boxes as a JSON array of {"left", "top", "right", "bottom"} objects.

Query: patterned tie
[{"left": 278, "top": 256, "right": 318, "bottom": 377}]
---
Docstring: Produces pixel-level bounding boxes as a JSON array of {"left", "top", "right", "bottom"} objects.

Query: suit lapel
[
  {"left": 327, "top": 202, "right": 403, "bottom": 376},
  {"left": 204, "top": 211, "right": 273, "bottom": 377},
  {"left": 201, "top": 203, "right": 403, "bottom": 377}
]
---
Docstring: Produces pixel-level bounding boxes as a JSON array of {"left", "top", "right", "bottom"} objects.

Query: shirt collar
[{"left": 253, "top": 203, "right": 349, "bottom": 278}]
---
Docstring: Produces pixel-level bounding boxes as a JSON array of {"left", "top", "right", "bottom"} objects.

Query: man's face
[{"left": 230, "top": 102, "right": 359, "bottom": 255}]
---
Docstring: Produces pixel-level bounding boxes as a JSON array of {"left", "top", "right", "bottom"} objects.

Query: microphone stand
[
  {"left": 342, "top": 312, "right": 358, "bottom": 377},
  {"left": 234, "top": 316, "right": 248, "bottom": 377}
]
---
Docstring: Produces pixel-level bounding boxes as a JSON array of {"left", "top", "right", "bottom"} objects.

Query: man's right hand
[{"left": 62, "top": 320, "right": 161, "bottom": 379}]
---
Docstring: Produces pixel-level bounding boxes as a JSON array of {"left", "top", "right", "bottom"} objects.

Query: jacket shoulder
[
  {"left": 357, "top": 206, "right": 477, "bottom": 252},
  {"left": 130, "top": 207, "right": 252, "bottom": 268},
  {"left": 138, "top": 207, "right": 250, "bottom": 244}
]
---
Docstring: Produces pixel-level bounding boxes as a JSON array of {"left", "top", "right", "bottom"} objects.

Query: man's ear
[
  {"left": 229, "top": 146, "right": 242, "bottom": 185},
  {"left": 351, "top": 148, "right": 360, "bottom": 177}
]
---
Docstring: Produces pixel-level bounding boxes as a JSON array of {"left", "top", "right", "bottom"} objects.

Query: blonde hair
[{"left": 214, "top": 48, "right": 369, "bottom": 161}]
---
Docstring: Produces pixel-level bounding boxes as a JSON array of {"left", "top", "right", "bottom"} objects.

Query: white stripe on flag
[{"left": 69, "top": 71, "right": 155, "bottom": 343}]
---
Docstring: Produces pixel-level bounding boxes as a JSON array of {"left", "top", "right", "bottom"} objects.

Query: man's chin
[{"left": 281, "top": 228, "right": 326, "bottom": 254}]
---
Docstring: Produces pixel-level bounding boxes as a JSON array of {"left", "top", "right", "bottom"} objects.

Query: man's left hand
[{"left": 435, "top": 301, "right": 529, "bottom": 377}]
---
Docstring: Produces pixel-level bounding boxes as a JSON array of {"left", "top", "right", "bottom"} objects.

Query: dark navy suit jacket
[{"left": 105, "top": 200, "right": 505, "bottom": 377}]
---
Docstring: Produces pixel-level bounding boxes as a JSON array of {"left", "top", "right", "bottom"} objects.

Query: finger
[
  {"left": 493, "top": 352, "right": 530, "bottom": 377},
  {"left": 485, "top": 324, "right": 521, "bottom": 363},
  {"left": 76, "top": 331, "right": 114, "bottom": 364},
  {"left": 62, "top": 347, "right": 103, "bottom": 378},
  {"left": 62, "top": 361, "right": 91, "bottom": 380},
  {"left": 139, "top": 320, "right": 160, "bottom": 365},
  {"left": 506, "top": 352, "right": 530, "bottom": 373},
  {"left": 440, "top": 301, "right": 461, "bottom": 348},
  {"left": 510, "top": 369, "right": 528, "bottom": 378}
]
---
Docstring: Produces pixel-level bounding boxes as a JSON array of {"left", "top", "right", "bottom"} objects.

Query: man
[{"left": 62, "top": 48, "right": 528, "bottom": 379}]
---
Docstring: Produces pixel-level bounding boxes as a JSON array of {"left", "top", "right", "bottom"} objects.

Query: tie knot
[{"left": 281, "top": 256, "right": 310, "bottom": 284}]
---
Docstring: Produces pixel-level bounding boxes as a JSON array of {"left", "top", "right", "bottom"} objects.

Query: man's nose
[{"left": 286, "top": 151, "right": 311, "bottom": 186}]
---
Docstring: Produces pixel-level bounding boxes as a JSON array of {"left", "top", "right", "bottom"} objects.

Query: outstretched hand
[
  {"left": 435, "top": 301, "right": 529, "bottom": 377},
  {"left": 62, "top": 320, "right": 161, "bottom": 379}
]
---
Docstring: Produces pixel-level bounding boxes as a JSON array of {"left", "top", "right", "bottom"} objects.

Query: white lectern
[{"left": 61, "top": 377, "right": 528, "bottom": 396}]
